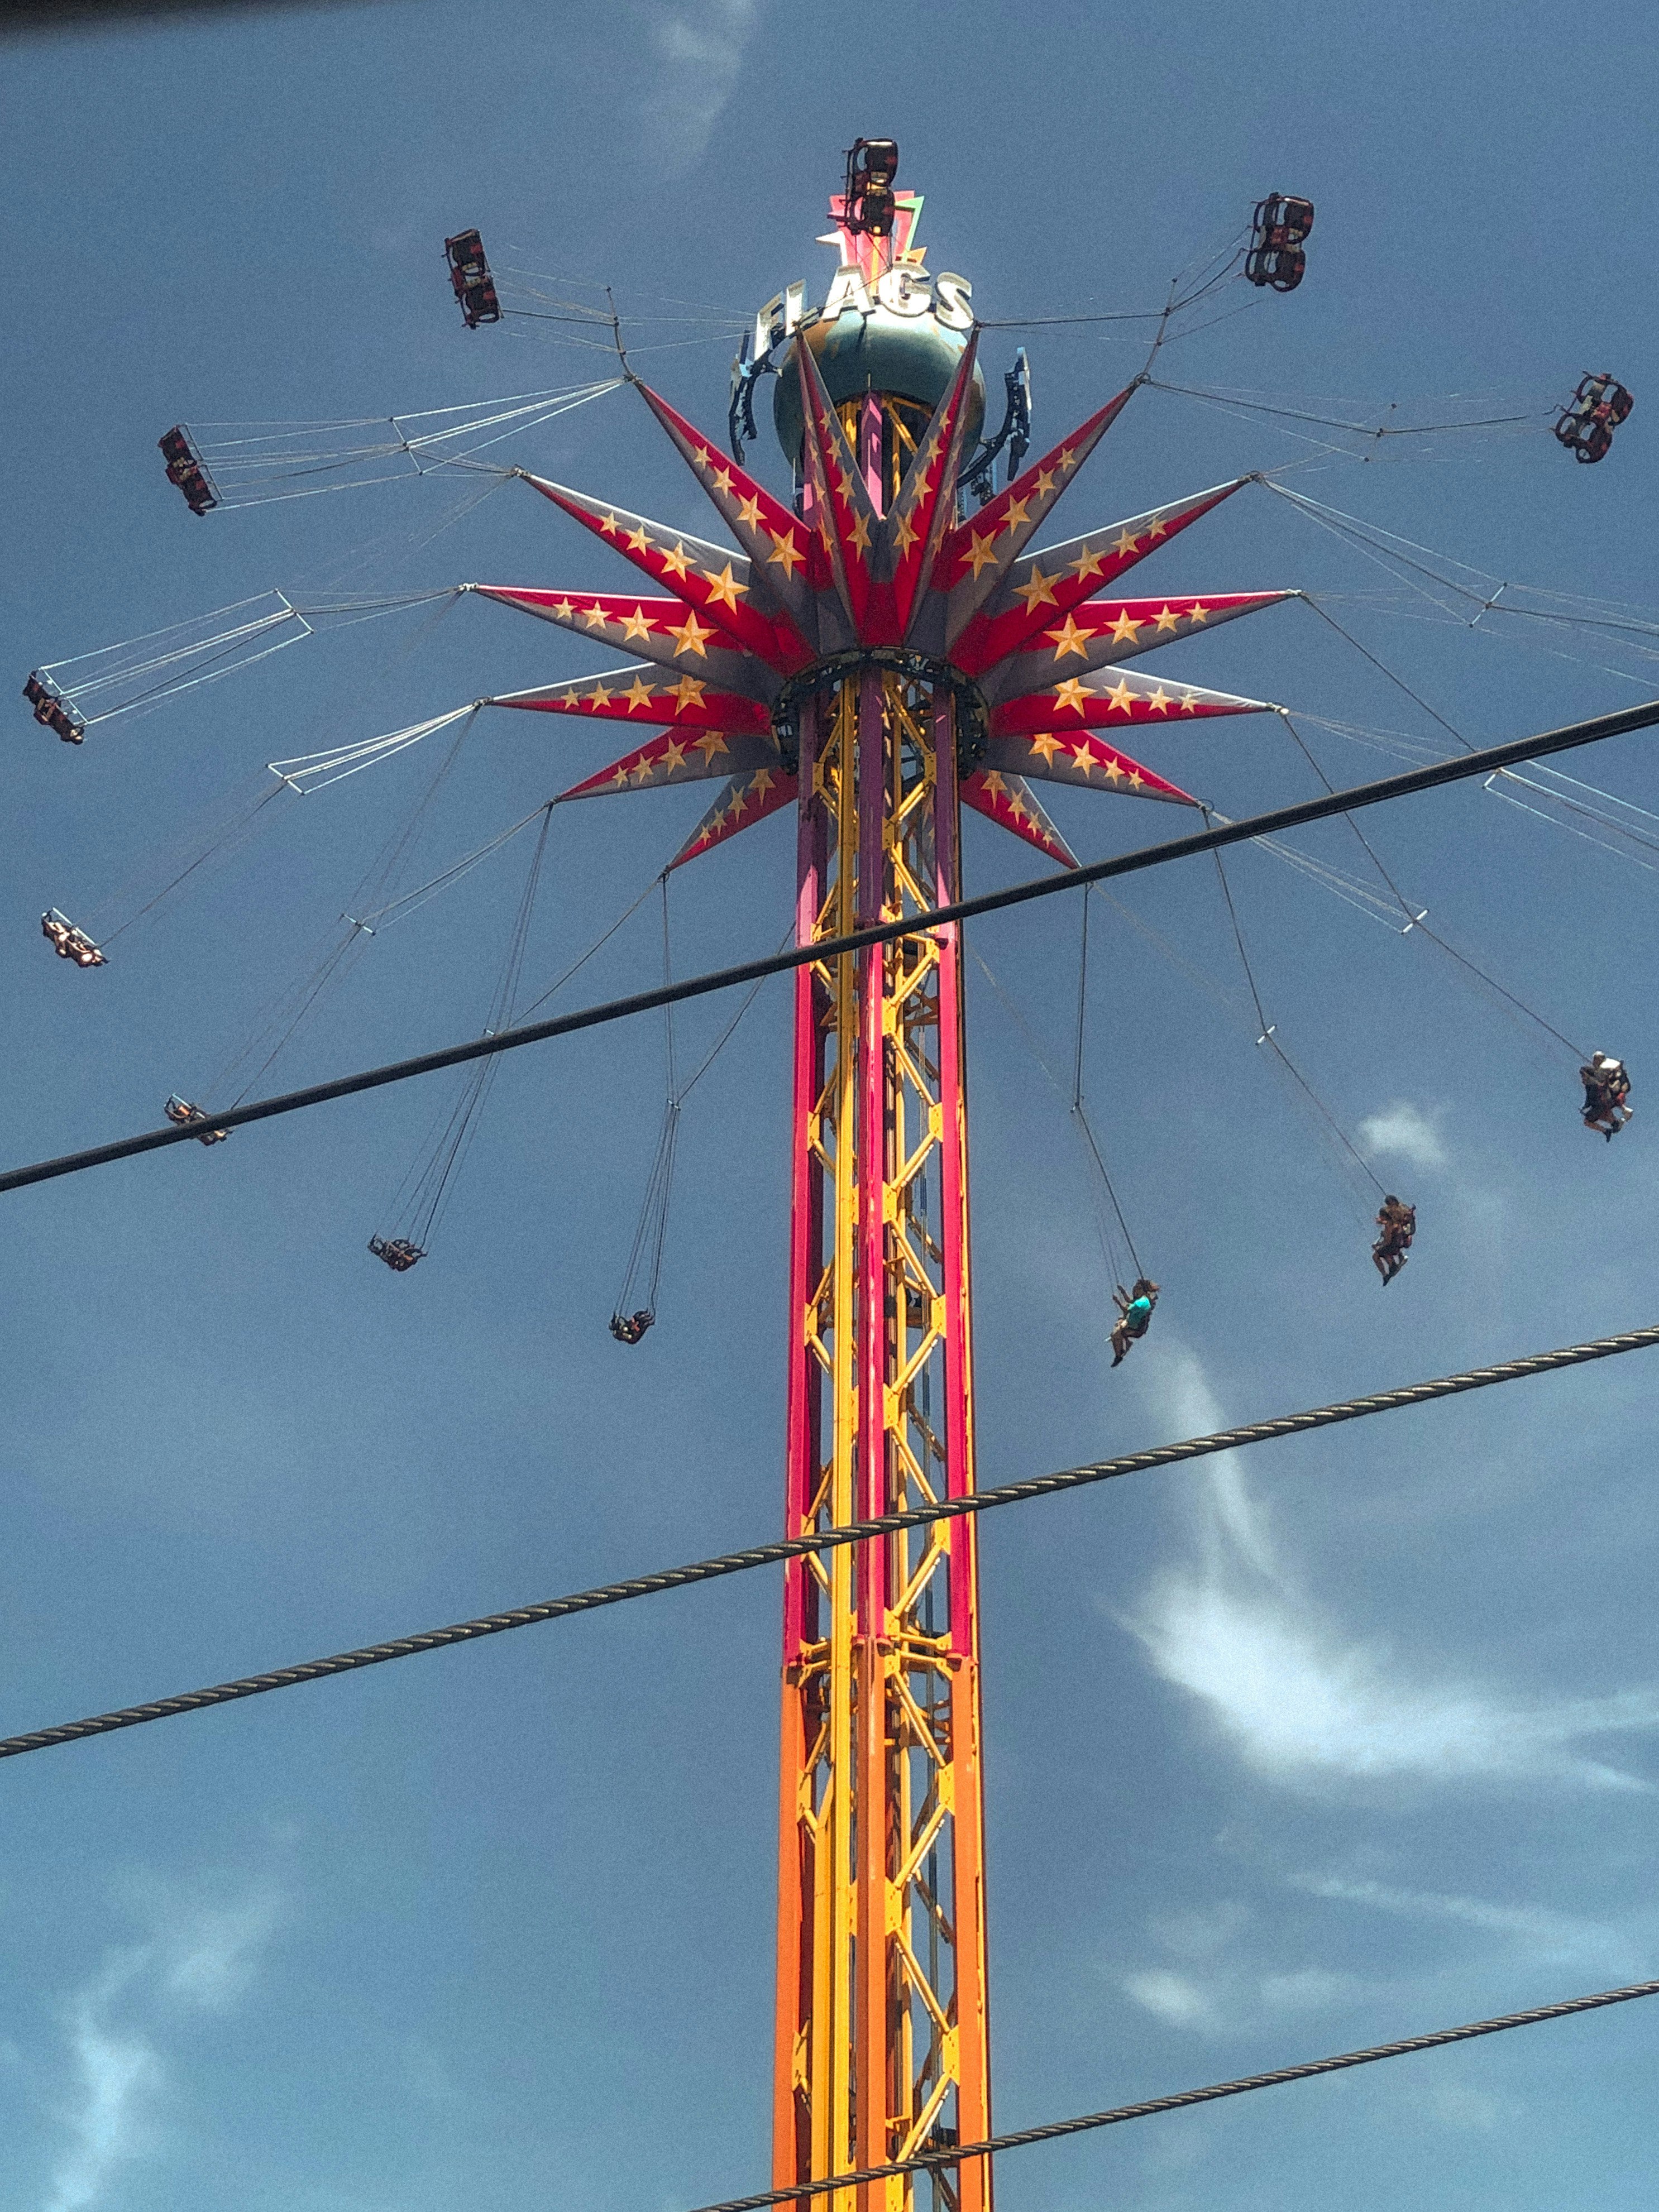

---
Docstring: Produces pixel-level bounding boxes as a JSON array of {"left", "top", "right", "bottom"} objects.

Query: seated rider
[
  {"left": 1580, "top": 1051, "right": 1632, "bottom": 1140},
  {"left": 1372, "top": 1195, "right": 1416, "bottom": 1285},
  {"left": 1110, "top": 1278, "right": 1160, "bottom": 1367}
]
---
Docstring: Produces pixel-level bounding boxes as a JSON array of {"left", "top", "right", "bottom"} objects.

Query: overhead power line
[
  {"left": 683, "top": 1975, "right": 1659, "bottom": 2212},
  {"left": 3, "top": 1319, "right": 1656, "bottom": 1764},
  {"left": 3, "top": 693, "right": 1656, "bottom": 1202}
]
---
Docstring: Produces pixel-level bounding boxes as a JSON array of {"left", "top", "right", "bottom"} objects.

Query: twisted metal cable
[
  {"left": 3, "top": 696, "right": 1657, "bottom": 1199},
  {"left": 4, "top": 1322, "right": 1656, "bottom": 1764},
  {"left": 684, "top": 1975, "right": 1659, "bottom": 2212}
]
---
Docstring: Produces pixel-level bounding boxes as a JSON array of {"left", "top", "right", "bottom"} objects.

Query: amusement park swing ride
[{"left": 16, "top": 138, "right": 1659, "bottom": 2208}]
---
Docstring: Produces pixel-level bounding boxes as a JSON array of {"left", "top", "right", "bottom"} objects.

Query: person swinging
[
  {"left": 1111, "top": 1279, "right": 1160, "bottom": 1366},
  {"left": 1580, "top": 1051, "right": 1632, "bottom": 1141},
  {"left": 1372, "top": 1195, "right": 1416, "bottom": 1285}
]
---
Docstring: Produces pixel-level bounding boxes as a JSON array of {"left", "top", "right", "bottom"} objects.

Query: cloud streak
[
  {"left": 40, "top": 1885, "right": 280, "bottom": 2212},
  {"left": 635, "top": 1, "right": 763, "bottom": 175},
  {"left": 1122, "top": 1346, "right": 1659, "bottom": 1793}
]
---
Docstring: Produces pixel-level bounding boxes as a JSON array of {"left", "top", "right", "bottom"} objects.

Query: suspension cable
[
  {"left": 1205, "top": 831, "right": 1385, "bottom": 1199},
  {"left": 681, "top": 1975, "right": 1659, "bottom": 2212},
  {"left": 1070, "top": 893, "right": 1144, "bottom": 1279},
  {"left": 3, "top": 1319, "right": 1657, "bottom": 1765},
  {"left": 4, "top": 697, "right": 1657, "bottom": 1201}
]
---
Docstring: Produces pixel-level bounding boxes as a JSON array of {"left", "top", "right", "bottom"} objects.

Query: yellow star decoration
[
  {"left": 627, "top": 525, "right": 652, "bottom": 555},
  {"left": 1153, "top": 605, "right": 1180, "bottom": 635},
  {"left": 667, "top": 612, "right": 713, "bottom": 659},
  {"left": 1006, "top": 790, "right": 1029, "bottom": 824},
  {"left": 660, "top": 736, "right": 689, "bottom": 772},
  {"left": 675, "top": 676, "right": 709, "bottom": 710},
  {"left": 1112, "top": 528, "right": 1141, "bottom": 559},
  {"left": 1070, "top": 544, "right": 1108, "bottom": 584},
  {"left": 983, "top": 770, "right": 1008, "bottom": 799},
  {"left": 1013, "top": 566, "right": 1058, "bottom": 614},
  {"left": 623, "top": 678, "right": 656, "bottom": 714},
  {"left": 586, "top": 681, "right": 613, "bottom": 710},
  {"left": 1109, "top": 609, "right": 1142, "bottom": 645},
  {"left": 1187, "top": 601, "right": 1209, "bottom": 623},
  {"left": 658, "top": 542, "right": 692, "bottom": 581},
  {"left": 767, "top": 532, "right": 805, "bottom": 580},
  {"left": 1057, "top": 446, "right": 1077, "bottom": 472},
  {"left": 1127, "top": 767, "right": 1145, "bottom": 789},
  {"left": 848, "top": 513, "right": 871, "bottom": 554},
  {"left": 1103, "top": 756, "right": 1125, "bottom": 784},
  {"left": 1178, "top": 690, "right": 1200, "bottom": 714},
  {"left": 752, "top": 767, "right": 776, "bottom": 797},
  {"left": 694, "top": 730, "right": 730, "bottom": 762},
  {"left": 735, "top": 494, "right": 764, "bottom": 530},
  {"left": 1028, "top": 732, "right": 1065, "bottom": 765},
  {"left": 1069, "top": 740, "right": 1095, "bottom": 772},
  {"left": 1147, "top": 513, "right": 1169, "bottom": 539},
  {"left": 599, "top": 511, "right": 620, "bottom": 535},
  {"left": 1001, "top": 496, "right": 1031, "bottom": 537},
  {"left": 964, "top": 530, "right": 1000, "bottom": 580},
  {"left": 1044, "top": 615, "right": 1092, "bottom": 661},
  {"left": 1106, "top": 679, "right": 1136, "bottom": 715},
  {"left": 710, "top": 467, "right": 734, "bottom": 497},
  {"left": 550, "top": 598, "right": 576, "bottom": 622},
  {"left": 1147, "top": 687, "right": 1172, "bottom": 716},
  {"left": 1034, "top": 467, "right": 1058, "bottom": 497},
  {"left": 619, "top": 605, "right": 654, "bottom": 643},
  {"left": 1051, "top": 677, "right": 1090, "bottom": 717},
  {"left": 893, "top": 509, "right": 921, "bottom": 554},
  {"left": 582, "top": 603, "right": 611, "bottom": 631},
  {"left": 701, "top": 564, "right": 746, "bottom": 611},
  {"left": 609, "top": 765, "right": 631, "bottom": 789}
]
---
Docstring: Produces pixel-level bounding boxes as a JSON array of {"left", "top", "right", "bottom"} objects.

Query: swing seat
[
  {"left": 165, "top": 1094, "right": 229, "bottom": 1144},
  {"left": 444, "top": 229, "right": 501, "bottom": 328},
  {"left": 609, "top": 1309, "right": 654, "bottom": 1345},
  {"left": 369, "top": 1235, "right": 425, "bottom": 1271},
  {"left": 41, "top": 909, "right": 104, "bottom": 965},
  {"left": 1246, "top": 194, "right": 1314, "bottom": 291},
  {"left": 1555, "top": 375, "right": 1633, "bottom": 462},
  {"left": 159, "top": 427, "right": 218, "bottom": 514},
  {"left": 24, "top": 673, "right": 85, "bottom": 743},
  {"left": 843, "top": 140, "right": 899, "bottom": 237}
]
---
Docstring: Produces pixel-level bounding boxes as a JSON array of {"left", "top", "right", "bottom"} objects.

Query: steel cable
[
  {"left": 5, "top": 695, "right": 1658, "bottom": 1200},
  {"left": 683, "top": 1975, "right": 1659, "bottom": 2212},
  {"left": 3, "top": 1321, "right": 1657, "bottom": 1764}
]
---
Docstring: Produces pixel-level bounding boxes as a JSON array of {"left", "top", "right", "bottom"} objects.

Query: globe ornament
[{"left": 772, "top": 300, "right": 985, "bottom": 468}]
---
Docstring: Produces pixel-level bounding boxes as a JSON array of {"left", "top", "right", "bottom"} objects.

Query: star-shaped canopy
[{"left": 477, "top": 336, "right": 1292, "bottom": 869}]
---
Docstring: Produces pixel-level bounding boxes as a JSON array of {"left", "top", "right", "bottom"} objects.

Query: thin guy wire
[
  {"left": 682, "top": 1976, "right": 1659, "bottom": 2212},
  {"left": 3, "top": 1319, "right": 1657, "bottom": 1763},
  {"left": 5, "top": 696, "right": 1658, "bottom": 1198}
]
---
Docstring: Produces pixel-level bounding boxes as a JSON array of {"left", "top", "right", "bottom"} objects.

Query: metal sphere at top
[{"left": 772, "top": 304, "right": 986, "bottom": 467}]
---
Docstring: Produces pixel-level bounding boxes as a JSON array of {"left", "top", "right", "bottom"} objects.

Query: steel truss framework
[{"left": 777, "top": 655, "right": 990, "bottom": 2212}]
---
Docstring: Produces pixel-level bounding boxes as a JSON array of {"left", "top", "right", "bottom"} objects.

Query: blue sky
[{"left": 6, "top": 3, "right": 1659, "bottom": 2208}]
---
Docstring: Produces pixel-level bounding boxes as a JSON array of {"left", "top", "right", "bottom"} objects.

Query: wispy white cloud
[
  {"left": 1121, "top": 1956, "right": 1357, "bottom": 2037},
  {"left": 1122, "top": 1344, "right": 1659, "bottom": 1793},
  {"left": 1293, "top": 1871, "right": 1640, "bottom": 1979},
  {"left": 40, "top": 1884, "right": 280, "bottom": 2212},
  {"left": 635, "top": 1, "right": 764, "bottom": 175},
  {"left": 1357, "top": 1100, "right": 1447, "bottom": 1171}
]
